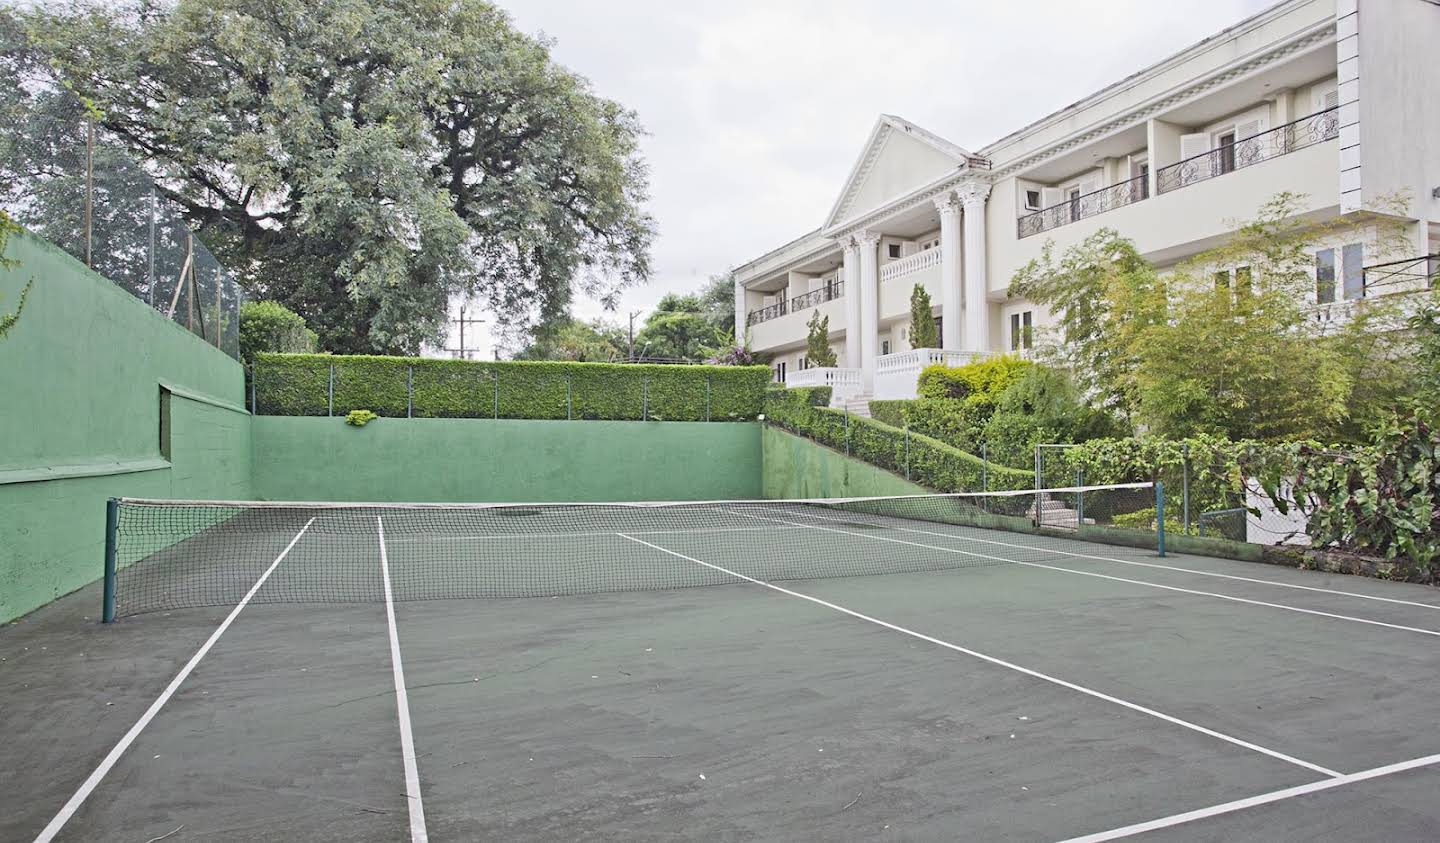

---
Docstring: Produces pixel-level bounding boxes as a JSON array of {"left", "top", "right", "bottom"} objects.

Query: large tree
[{"left": 6, "top": 0, "right": 654, "bottom": 353}]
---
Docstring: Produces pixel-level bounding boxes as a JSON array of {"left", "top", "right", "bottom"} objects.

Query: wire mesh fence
[{"left": 0, "top": 65, "right": 241, "bottom": 358}]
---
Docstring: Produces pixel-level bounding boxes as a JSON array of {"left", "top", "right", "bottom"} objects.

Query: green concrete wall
[
  {"left": 252, "top": 417, "right": 762, "bottom": 502},
  {"left": 762, "top": 426, "right": 930, "bottom": 499},
  {"left": 0, "top": 233, "right": 251, "bottom": 622}
]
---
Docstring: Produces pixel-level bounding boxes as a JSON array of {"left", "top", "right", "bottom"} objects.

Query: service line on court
[
  {"left": 33, "top": 518, "right": 317, "bottom": 843},
  {"left": 616, "top": 533, "right": 1340, "bottom": 779},
  {"left": 739, "top": 510, "right": 1440, "bottom": 639},
  {"left": 376, "top": 517, "right": 428, "bottom": 843},
  {"left": 1055, "top": 750, "right": 1440, "bottom": 842},
  {"left": 796, "top": 508, "right": 1440, "bottom": 612}
]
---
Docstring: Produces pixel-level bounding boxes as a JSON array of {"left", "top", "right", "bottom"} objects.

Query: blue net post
[
  {"left": 101, "top": 498, "right": 119, "bottom": 623},
  {"left": 1156, "top": 480, "right": 1167, "bottom": 558}
]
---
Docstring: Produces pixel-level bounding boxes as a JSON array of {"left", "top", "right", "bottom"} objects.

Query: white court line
[
  {"left": 797, "top": 508, "right": 1440, "bottom": 612},
  {"left": 33, "top": 518, "right": 317, "bottom": 843},
  {"left": 1055, "top": 750, "right": 1440, "bottom": 842},
  {"left": 388, "top": 524, "right": 780, "bottom": 544},
  {"left": 616, "top": 533, "right": 1339, "bottom": 779},
  {"left": 376, "top": 517, "right": 428, "bottom": 843},
  {"left": 734, "top": 510, "right": 1440, "bottom": 639}
]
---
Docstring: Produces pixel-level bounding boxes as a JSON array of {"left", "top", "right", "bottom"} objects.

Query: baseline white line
[
  {"left": 800, "top": 509, "right": 1440, "bottom": 612},
  {"left": 736, "top": 510, "right": 1440, "bottom": 639},
  {"left": 616, "top": 533, "right": 1339, "bottom": 779},
  {"left": 1055, "top": 751, "right": 1440, "bottom": 842},
  {"left": 377, "top": 517, "right": 428, "bottom": 843},
  {"left": 33, "top": 518, "right": 317, "bottom": 843}
]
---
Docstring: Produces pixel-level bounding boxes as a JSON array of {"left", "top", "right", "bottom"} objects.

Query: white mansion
[{"left": 731, "top": 0, "right": 1439, "bottom": 406}]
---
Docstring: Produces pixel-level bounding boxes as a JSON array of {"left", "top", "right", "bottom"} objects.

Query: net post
[
  {"left": 101, "top": 498, "right": 118, "bottom": 623},
  {"left": 1076, "top": 469, "right": 1084, "bottom": 526},
  {"left": 1156, "top": 480, "right": 1167, "bottom": 558},
  {"left": 406, "top": 365, "right": 414, "bottom": 418},
  {"left": 1182, "top": 442, "right": 1191, "bottom": 535},
  {"left": 1033, "top": 445, "right": 1042, "bottom": 528},
  {"left": 327, "top": 363, "right": 335, "bottom": 417}
]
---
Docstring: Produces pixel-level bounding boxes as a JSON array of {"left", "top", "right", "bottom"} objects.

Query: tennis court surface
[{"left": 5, "top": 488, "right": 1440, "bottom": 842}]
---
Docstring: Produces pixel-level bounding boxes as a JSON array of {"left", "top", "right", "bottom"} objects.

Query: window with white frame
[
  {"left": 881, "top": 340, "right": 891, "bottom": 356},
  {"left": 1315, "top": 249, "right": 1336, "bottom": 303},
  {"left": 1009, "top": 311, "right": 1033, "bottom": 351},
  {"left": 774, "top": 361, "right": 786, "bottom": 382},
  {"left": 1024, "top": 189, "right": 1042, "bottom": 211},
  {"left": 1342, "top": 243, "right": 1364, "bottom": 300},
  {"left": 887, "top": 243, "right": 902, "bottom": 259}
]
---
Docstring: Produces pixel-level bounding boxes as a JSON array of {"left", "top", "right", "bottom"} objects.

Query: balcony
[
  {"left": 874, "top": 348, "right": 998, "bottom": 400},
  {"left": 785, "top": 366, "right": 863, "bottom": 406},
  {"left": 790, "top": 279, "right": 844, "bottom": 313},
  {"left": 1017, "top": 174, "right": 1149, "bottom": 239},
  {"left": 746, "top": 300, "right": 787, "bottom": 326},
  {"left": 1157, "top": 107, "right": 1338, "bottom": 194},
  {"left": 880, "top": 247, "right": 941, "bottom": 282}
]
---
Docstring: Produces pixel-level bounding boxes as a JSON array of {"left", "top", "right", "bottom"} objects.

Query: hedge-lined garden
[
  {"left": 764, "top": 386, "right": 1033, "bottom": 493},
  {"left": 252, "top": 353, "right": 772, "bottom": 421}
]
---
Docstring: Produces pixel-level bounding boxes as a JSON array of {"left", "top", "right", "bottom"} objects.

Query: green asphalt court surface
[{"left": 4, "top": 506, "right": 1440, "bottom": 842}]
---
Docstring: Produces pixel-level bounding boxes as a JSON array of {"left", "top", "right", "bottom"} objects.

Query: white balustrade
[
  {"left": 879, "top": 247, "right": 942, "bottom": 282},
  {"left": 785, "top": 367, "right": 863, "bottom": 406},
  {"left": 873, "top": 348, "right": 997, "bottom": 400}
]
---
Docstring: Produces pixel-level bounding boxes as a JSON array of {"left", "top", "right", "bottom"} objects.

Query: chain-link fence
[{"left": 0, "top": 64, "right": 241, "bottom": 359}]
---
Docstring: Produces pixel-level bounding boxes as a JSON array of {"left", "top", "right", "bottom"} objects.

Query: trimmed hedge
[
  {"left": 764, "top": 387, "right": 1032, "bottom": 493},
  {"left": 253, "top": 353, "right": 771, "bottom": 421}
]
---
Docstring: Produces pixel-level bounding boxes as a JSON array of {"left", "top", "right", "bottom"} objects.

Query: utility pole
[
  {"left": 627, "top": 310, "right": 642, "bottom": 362},
  {"left": 447, "top": 302, "right": 486, "bottom": 359}
]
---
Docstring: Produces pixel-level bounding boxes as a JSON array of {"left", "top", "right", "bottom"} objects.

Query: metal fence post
[
  {"left": 1156, "top": 480, "right": 1167, "bottom": 558},
  {"left": 1182, "top": 442, "right": 1191, "bottom": 535},
  {"left": 904, "top": 424, "right": 911, "bottom": 480},
  {"left": 1033, "top": 445, "right": 1042, "bottom": 528},
  {"left": 642, "top": 378, "right": 649, "bottom": 421},
  {"left": 981, "top": 442, "right": 988, "bottom": 494},
  {"left": 327, "top": 363, "right": 335, "bottom": 417},
  {"left": 146, "top": 188, "right": 156, "bottom": 306},
  {"left": 493, "top": 373, "right": 500, "bottom": 419},
  {"left": 566, "top": 376, "right": 573, "bottom": 420},
  {"left": 705, "top": 375, "right": 712, "bottom": 422},
  {"left": 406, "top": 365, "right": 414, "bottom": 418},
  {"left": 101, "top": 498, "right": 118, "bottom": 623},
  {"left": 1076, "top": 468, "right": 1085, "bottom": 527},
  {"left": 844, "top": 407, "right": 851, "bottom": 457},
  {"left": 249, "top": 364, "right": 257, "bottom": 415}
]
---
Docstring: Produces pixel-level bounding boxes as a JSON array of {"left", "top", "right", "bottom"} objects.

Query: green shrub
[
  {"left": 254, "top": 354, "right": 771, "bottom": 421},
  {"left": 917, "top": 355, "right": 1032, "bottom": 400},
  {"left": 345, "top": 409, "right": 378, "bottom": 427},
  {"left": 240, "top": 300, "right": 317, "bottom": 362},
  {"left": 764, "top": 387, "right": 1032, "bottom": 493}
]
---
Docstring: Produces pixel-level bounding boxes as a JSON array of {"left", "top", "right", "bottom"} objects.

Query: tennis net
[{"left": 102, "top": 483, "right": 1159, "bottom": 620}]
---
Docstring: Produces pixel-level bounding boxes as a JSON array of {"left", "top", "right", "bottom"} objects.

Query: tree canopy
[{"left": 4, "top": 0, "right": 654, "bottom": 353}]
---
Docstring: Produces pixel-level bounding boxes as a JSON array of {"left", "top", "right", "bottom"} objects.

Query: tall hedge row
[
  {"left": 252, "top": 354, "right": 772, "bottom": 421},
  {"left": 763, "top": 387, "right": 1033, "bottom": 493}
]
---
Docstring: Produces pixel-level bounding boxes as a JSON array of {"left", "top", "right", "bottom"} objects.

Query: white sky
[{"left": 453, "top": 0, "right": 1275, "bottom": 358}]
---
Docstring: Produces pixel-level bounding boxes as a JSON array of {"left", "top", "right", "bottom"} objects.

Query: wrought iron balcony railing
[
  {"left": 790, "top": 280, "right": 843, "bottom": 312},
  {"left": 746, "top": 299, "right": 787, "bottom": 326},
  {"left": 1017, "top": 173, "right": 1150, "bottom": 239},
  {"left": 1157, "top": 106, "right": 1339, "bottom": 194}
]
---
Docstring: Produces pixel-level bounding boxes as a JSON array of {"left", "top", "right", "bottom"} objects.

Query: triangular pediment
[{"left": 823, "top": 115, "right": 972, "bottom": 231}]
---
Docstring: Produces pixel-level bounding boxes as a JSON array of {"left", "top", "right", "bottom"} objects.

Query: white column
[
  {"left": 856, "top": 230, "right": 881, "bottom": 391},
  {"left": 958, "top": 182, "right": 992, "bottom": 353},
  {"left": 934, "top": 191, "right": 962, "bottom": 350},
  {"left": 732, "top": 274, "right": 746, "bottom": 344},
  {"left": 839, "top": 237, "right": 861, "bottom": 368}
]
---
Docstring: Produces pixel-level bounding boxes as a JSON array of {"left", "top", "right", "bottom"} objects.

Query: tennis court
[{"left": 5, "top": 488, "right": 1440, "bottom": 842}]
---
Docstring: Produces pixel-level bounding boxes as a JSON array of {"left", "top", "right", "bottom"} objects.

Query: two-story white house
[{"left": 732, "top": 0, "right": 1440, "bottom": 408}]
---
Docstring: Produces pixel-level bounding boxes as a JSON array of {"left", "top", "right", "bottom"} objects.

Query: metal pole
[
  {"left": 981, "top": 442, "right": 988, "bottom": 494},
  {"left": 249, "top": 364, "right": 257, "bottom": 414},
  {"left": 566, "top": 376, "right": 573, "bottom": 420},
  {"left": 1156, "top": 480, "right": 1167, "bottom": 558},
  {"left": 101, "top": 498, "right": 118, "bottom": 623},
  {"left": 642, "top": 378, "right": 649, "bottom": 421},
  {"left": 1182, "top": 443, "right": 1191, "bottom": 535},
  {"left": 1076, "top": 469, "right": 1085, "bottom": 527},
  {"left": 146, "top": 188, "right": 156, "bottom": 306},
  {"left": 904, "top": 424, "right": 911, "bottom": 480},
  {"left": 844, "top": 407, "right": 851, "bottom": 457},
  {"left": 493, "top": 372, "right": 500, "bottom": 419},
  {"left": 84, "top": 118, "right": 94, "bottom": 268},
  {"left": 406, "top": 365, "right": 414, "bottom": 418},
  {"left": 327, "top": 363, "right": 335, "bottom": 417},
  {"left": 705, "top": 375, "right": 712, "bottom": 422},
  {"left": 1034, "top": 446, "right": 1042, "bottom": 528}
]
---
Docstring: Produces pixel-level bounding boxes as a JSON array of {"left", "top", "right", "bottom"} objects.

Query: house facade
[{"left": 731, "top": 0, "right": 1440, "bottom": 406}]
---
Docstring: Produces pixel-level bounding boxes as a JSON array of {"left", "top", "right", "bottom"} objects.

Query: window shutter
[
  {"left": 1179, "top": 133, "right": 1210, "bottom": 160},
  {"left": 1313, "top": 80, "right": 1339, "bottom": 112}
]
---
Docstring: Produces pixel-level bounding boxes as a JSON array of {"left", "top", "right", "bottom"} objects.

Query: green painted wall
[
  {"left": 252, "top": 417, "right": 762, "bottom": 502},
  {"left": 0, "top": 233, "right": 251, "bottom": 622},
  {"left": 762, "top": 426, "right": 931, "bottom": 499}
]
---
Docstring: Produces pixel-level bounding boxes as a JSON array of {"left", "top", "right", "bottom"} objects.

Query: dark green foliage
[
  {"left": 908, "top": 284, "right": 938, "bottom": 349},
  {"left": 634, "top": 293, "right": 727, "bottom": 361},
  {"left": 240, "top": 300, "right": 317, "bottom": 363},
  {"left": 764, "top": 387, "right": 1032, "bottom": 492},
  {"left": 805, "top": 311, "right": 837, "bottom": 367},
  {"left": 254, "top": 353, "right": 770, "bottom": 421},
  {"left": 1411, "top": 289, "right": 1440, "bottom": 405}
]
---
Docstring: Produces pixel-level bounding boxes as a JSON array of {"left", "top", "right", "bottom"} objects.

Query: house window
[
  {"left": 1316, "top": 249, "right": 1336, "bottom": 303},
  {"left": 1234, "top": 266, "right": 1253, "bottom": 299},
  {"left": 774, "top": 361, "right": 786, "bottom": 383},
  {"left": 887, "top": 243, "right": 902, "bottom": 259},
  {"left": 1137, "top": 163, "right": 1150, "bottom": 200},
  {"left": 1214, "top": 269, "right": 1231, "bottom": 292},
  {"left": 798, "top": 356, "right": 807, "bottom": 370},
  {"left": 881, "top": 340, "right": 891, "bottom": 355},
  {"left": 1024, "top": 189, "right": 1042, "bottom": 211},
  {"left": 1342, "top": 243, "right": 1365, "bottom": 300},
  {"left": 1010, "top": 311, "right": 1033, "bottom": 351},
  {"left": 1068, "top": 187, "right": 1082, "bottom": 222}
]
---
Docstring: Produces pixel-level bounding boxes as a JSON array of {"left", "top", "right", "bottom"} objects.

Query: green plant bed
[{"left": 253, "top": 353, "right": 771, "bottom": 421}]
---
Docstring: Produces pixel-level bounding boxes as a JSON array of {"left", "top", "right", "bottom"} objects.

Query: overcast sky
[{"left": 461, "top": 0, "right": 1275, "bottom": 357}]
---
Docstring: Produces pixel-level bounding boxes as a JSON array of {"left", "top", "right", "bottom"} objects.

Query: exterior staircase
[
  {"left": 840, "top": 394, "right": 872, "bottom": 418},
  {"left": 1028, "top": 492, "right": 1093, "bottom": 530}
]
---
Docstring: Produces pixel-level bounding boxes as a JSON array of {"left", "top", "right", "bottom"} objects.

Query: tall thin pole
[
  {"left": 101, "top": 498, "right": 118, "bottom": 623},
  {"left": 146, "top": 188, "right": 156, "bottom": 306},
  {"left": 84, "top": 117, "right": 94, "bottom": 268}
]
